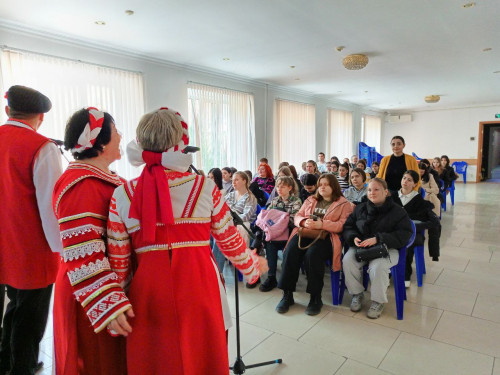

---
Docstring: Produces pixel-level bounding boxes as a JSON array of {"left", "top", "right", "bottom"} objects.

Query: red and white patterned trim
[{"left": 68, "top": 258, "right": 110, "bottom": 285}]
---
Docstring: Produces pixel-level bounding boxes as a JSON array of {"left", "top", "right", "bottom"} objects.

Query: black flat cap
[{"left": 5, "top": 85, "right": 52, "bottom": 114}]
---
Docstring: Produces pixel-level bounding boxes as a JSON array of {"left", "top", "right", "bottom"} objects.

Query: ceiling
[{"left": 1, "top": 0, "right": 499, "bottom": 112}]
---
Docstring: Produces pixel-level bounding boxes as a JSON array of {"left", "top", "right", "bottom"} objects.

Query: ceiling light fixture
[
  {"left": 494, "top": 71, "right": 500, "bottom": 74},
  {"left": 125, "top": 10, "right": 134, "bottom": 15},
  {"left": 95, "top": 21, "right": 106, "bottom": 26},
  {"left": 462, "top": 2, "right": 476, "bottom": 8},
  {"left": 222, "top": 57, "right": 230, "bottom": 61},
  {"left": 336, "top": 46, "right": 345, "bottom": 52},
  {"left": 290, "top": 65, "right": 295, "bottom": 69},
  {"left": 342, "top": 54, "right": 369, "bottom": 70},
  {"left": 483, "top": 48, "right": 492, "bottom": 52},
  {"left": 425, "top": 95, "right": 440, "bottom": 103}
]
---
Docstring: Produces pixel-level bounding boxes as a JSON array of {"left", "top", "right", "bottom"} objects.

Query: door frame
[{"left": 477, "top": 121, "right": 500, "bottom": 182}]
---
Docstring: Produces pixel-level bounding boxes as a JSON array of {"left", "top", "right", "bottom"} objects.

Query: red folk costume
[
  {"left": 52, "top": 108, "right": 131, "bottom": 375},
  {"left": 107, "top": 108, "right": 260, "bottom": 375}
]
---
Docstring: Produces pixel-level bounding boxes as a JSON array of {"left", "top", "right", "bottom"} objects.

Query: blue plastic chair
[
  {"left": 412, "top": 152, "right": 422, "bottom": 161},
  {"left": 452, "top": 161, "right": 468, "bottom": 184},
  {"left": 441, "top": 180, "right": 455, "bottom": 211},
  {"left": 439, "top": 179, "right": 447, "bottom": 212},
  {"left": 338, "top": 222, "right": 416, "bottom": 320}
]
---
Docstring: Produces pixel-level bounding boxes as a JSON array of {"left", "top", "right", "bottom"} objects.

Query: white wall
[
  {"left": 0, "top": 26, "right": 382, "bottom": 170},
  {"left": 381, "top": 105, "right": 500, "bottom": 182}
]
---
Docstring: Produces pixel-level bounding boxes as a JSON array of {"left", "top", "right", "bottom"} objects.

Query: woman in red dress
[
  {"left": 52, "top": 108, "right": 132, "bottom": 374},
  {"left": 106, "top": 107, "right": 267, "bottom": 375}
]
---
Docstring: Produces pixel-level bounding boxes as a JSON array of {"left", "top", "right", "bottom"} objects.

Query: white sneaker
[
  {"left": 367, "top": 301, "right": 384, "bottom": 319},
  {"left": 405, "top": 280, "right": 411, "bottom": 288}
]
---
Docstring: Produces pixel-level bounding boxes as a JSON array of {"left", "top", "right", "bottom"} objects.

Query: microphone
[
  {"left": 50, "top": 138, "right": 64, "bottom": 146},
  {"left": 182, "top": 146, "right": 200, "bottom": 154}
]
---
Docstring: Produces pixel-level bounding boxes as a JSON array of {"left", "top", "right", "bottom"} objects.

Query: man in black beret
[{"left": 0, "top": 85, "right": 62, "bottom": 375}]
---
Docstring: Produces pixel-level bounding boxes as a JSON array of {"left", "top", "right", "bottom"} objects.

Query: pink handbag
[{"left": 256, "top": 209, "right": 290, "bottom": 241}]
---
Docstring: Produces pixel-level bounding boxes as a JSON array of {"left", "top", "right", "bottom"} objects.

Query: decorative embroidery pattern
[
  {"left": 63, "top": 240, "right": 106, "bottom": 262},
  {"left": 135, "top": 240, "right": 210, "bottom": 254},
  {"left": 68, "top": 258, "right": 111, "bottom": 285},
  {"left": 60, "top": 224, "right": 105, "bottom": 239},
  {"left": 87, "top": 291, "right": 129, "bottom": 324},
  {"left": 73, "top": 273, "right": 118, "bottom": 301}
]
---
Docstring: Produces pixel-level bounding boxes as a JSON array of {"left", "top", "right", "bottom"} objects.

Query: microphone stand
[{"left": 189, "top": 162, "right": 282, "bottom": 374}]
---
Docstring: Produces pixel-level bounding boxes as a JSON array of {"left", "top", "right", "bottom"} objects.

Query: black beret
[{"left": 5, "top": 85, "right": 52, "bottom": 114}]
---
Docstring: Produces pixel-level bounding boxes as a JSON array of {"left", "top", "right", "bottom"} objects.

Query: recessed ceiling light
[
  {"left": 125, "top": 10, "right": 134, "bottom": 16},
  {"left": 335, "top": 46, "right": 345, "bottom": 52},
  {"left": 222, "top": 57, "right": 230, "bottom": 61},
  {"left": 462, "top": 2, "right": 475, "bottom": 8},
  {"left": 364, "top": 90, "right": 368, "bottom": 93},
  {"left": 294, "top": 78, "right": 300, "bottom": 81},
  {"left": 483, "top": 48, "right": 492, "bottom": 52},
  {"left": 290, "top": 66, "right": 296, "bottom": 69},
  {"left": 95, "top": 20, "right": 106, "bottom": 25},
  {"left": 494, "top": 71, "right": 500, "bottom": 74}
]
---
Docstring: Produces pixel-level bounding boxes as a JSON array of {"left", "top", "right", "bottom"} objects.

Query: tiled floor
[{"left": 3, "top": 182, "right": 500, "bottom": 374}]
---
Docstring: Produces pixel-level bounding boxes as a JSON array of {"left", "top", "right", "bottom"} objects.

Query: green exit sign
[{"left": 496, "top": 114, "right": 500, "bottom": 118}]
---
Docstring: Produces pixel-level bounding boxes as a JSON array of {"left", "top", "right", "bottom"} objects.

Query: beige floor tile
[
  {"left": 240, "top": 293, "right": 329, "bottom": 339},
  {"left": 239, "top": 333, "right": 345, "bottom": 375},
  {"left": 461, "top": 238, "right": 500, "bottom": 252},
  {"left": 435, "top": 269, "right": 500, "bottom": 296},
  {"left": 39, "top": 336, "right": 54, "bottom": 358},
  {"left": 37, "top": 350, "right": 53, "bottom": 374},
  {"left": 440, "top": 235, "right": 464, "bottom": 247},
  {"left": 432, "top": 311, "right": 500, "bottom": 357},
  {"left": 494, "top": 358, "right": 500, "bottom": 375},
  {"left": 299, "top": 311, "right": 400, "bottom": 367},
  {"left": 466, "top": 260, "right": 500, "bottom": 277},
  {"left": 227, "top": 318, "right": 273, "bottom": 360},
  {"left": 353, "top": 300, "right": 442, "bottom": 338},
  {"left": 491, "top": 251, "right": 500, "bottom": 264},
  {"left": 379, "top": 332, "right": 494, "bottom": 375},
  {"left": 406, "top": 282, "right": 477, "bottom": 315},
  {"left": 226, "top": 280, "right": 277, "bottom": 316},
  {"left": 427, "top": 253, "right": 469, "bottom": 272},
  {"left": 472, "top": 294, "right": 500, "bottom": 324},
  {"left": 439, "top": 245, "right": 492, "bottom": 262},
  {"left": 335, "top": 359, "right": 393, "bottom": 375}
]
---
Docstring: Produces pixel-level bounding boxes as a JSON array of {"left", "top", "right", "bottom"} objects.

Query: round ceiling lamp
[
  {"left": 342, "top": 54, "right": 369, "bottom": 70},
  {"left": 425, "top": 95, "right": 440, "bottom": 103}
]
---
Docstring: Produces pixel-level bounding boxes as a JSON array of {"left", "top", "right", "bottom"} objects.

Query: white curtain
[
  {"left": 187, "top": 83, "right": 256, "bottom": 171},
  {"left": 363, "top": 115, "right": 382, "bottom": 151},
  {"left": 327, "top": 108, "right": 353, "bottom": 160},
  {"left": 274, "top": 99, "right": 315, "bottom": 169},
  {"left": 0, "top": 49, "right": 145, "bottom": 179}
]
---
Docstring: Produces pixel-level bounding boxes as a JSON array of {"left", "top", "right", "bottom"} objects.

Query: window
[
  {"left": 327, "top": 109, "right": 353, "bottom": 160},
  {"left": 274, "top": 99, "right": 315, "bottom": 169},
  {"left": 0, "top": 49, "right": 145, "bottom": 179},
  {"left": 187, "top": 83, "right": 256, "bottom": 171},
  {"left": 362, "top": 115, "right": 382, "bottom": 151}
]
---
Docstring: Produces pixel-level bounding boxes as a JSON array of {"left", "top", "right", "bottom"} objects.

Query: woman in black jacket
[
  {"left": 439, "top": 155, "right": 458, "bottom": 191},
  {"left": 396, "top": 170, "right": 441, "bottom": 287},
  {"left": 342, "top": 178, "right": 413, "bottom": 319}
]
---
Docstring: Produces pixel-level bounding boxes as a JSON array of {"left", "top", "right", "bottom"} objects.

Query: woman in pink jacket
[{"left": 276, "top": 174, "right": 353, "bottom": 316}]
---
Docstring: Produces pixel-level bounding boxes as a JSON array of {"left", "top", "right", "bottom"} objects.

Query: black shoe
[
  {"left": 305, "top": 294, "right": 323, "bottom": 316},
  {"left": 276, "top": 291, "right": 294, "bottom": 313},
  {"left": 259, "top": 276, "right": 277, "bottom": 292},
  {"left": 432, "top": 256, "right": 439, "bottom": 262},
  {"left": 246, "top": 278, "right": 260, "bottom": 289}
]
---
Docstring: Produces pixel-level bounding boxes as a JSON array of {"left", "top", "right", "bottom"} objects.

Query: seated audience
[
  {"left": 317, "top": 152, "right": 327, "bottom": 172},
  {"left": 258, "top": 176, "right": 302, "bottom": 292},
  {"left": 396, "top": 171, "right": 441, "bottom": 287},
  {"left": 377, "top": 136, "right": 420, "bottom": 193},
  {"left": 343, "top": 168, "right": 367, "bottom": 204},
  {"left": 342, "top": 178, "right": 413, "bottom": 319},
  {"left": 288, "top": 164, "right": 304, "bottom": 192},
  {"left": 276, "top": 174, "right": 353, "bottom": 315},
  {"left": 300, "top": 160, "right": 321, "bottom": 184},
  {"left": 260, "top": 157, "right": 269, "bottom": 164},
  {"left": 331, "top": 160, "right": 340, "bottom": 176},
  {"left": 266, "top": 166, "right": 299, "bottom": 204},
  {"left": 419, "top": 162, "right": 441, "bottom": 216},
  {"left": 350, "top": 155, "right": 359, "bottom": 169},
  {"left": 299, "top": 173, "right": 318, "bottom": 203},
  {"left": 298, "top": 161, "right": 307, "bottom": 178},
  {"left": 325, "top": 161, "right": 333, "bottom": 173},
  {"left": 222, "top": 167, "right": 234, "bottom": 194},
  {"left": 252, "top": 163, "right": 275, "bottom": 194},
  {"left": 370, "top": 161, "right": 380, "bottom": 179},
  {"left": 330, "top": 156, "right": 340, "bottom": 163},
  {"left": 337, "top": 162, "right": 350, "bottom": 190},
  {"left": 440, "top": 155, "right": 458, "bottom": 191},
  {"left": 208, "top": 167, "right": 225, "bottom": 195},
  {"left": 213, "top": 171, "right": 258, "bottom": 273}
]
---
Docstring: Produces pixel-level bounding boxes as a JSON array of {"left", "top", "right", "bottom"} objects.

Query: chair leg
[
  {"left": 391, "top": 266, "right": 404, "bottom": 320},
  {"left": 339, "top": 270, "right": 345, "bottom": 304},
  {"left": 331, "top": 269, "right": 340, "bottom": 305},
  {"left": 414, "top": 245, "right": 425, "bottom": 287},
  {"left": 450, "top": 189, "right": 455, "bottom": 206}
]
